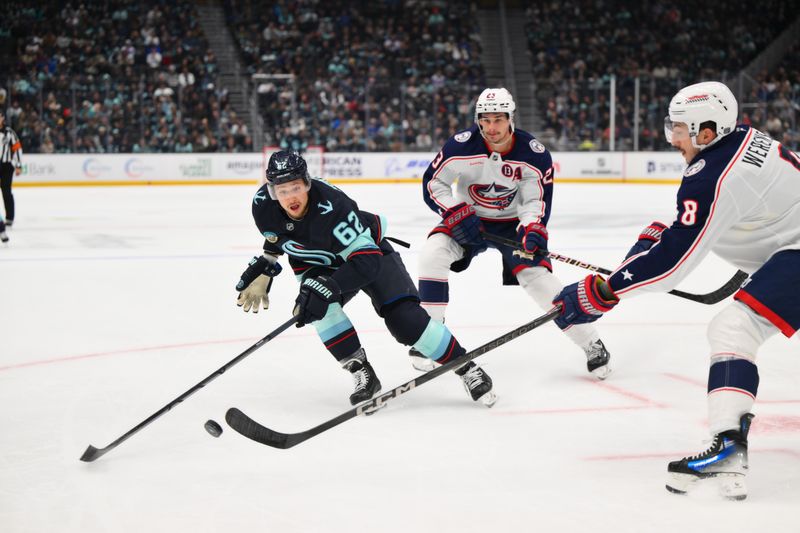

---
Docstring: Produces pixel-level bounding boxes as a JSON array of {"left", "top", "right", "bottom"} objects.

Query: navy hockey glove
[
  {"left": 518, "top": 222, "right": 548, "bottom": 254},
  {"left": 236, "top": 255, "right": 282, "bottom": 313},
  {"left": 552, "top": 274, "right": 619, "bottom": 329},
  {"left": 442, "top": 202, "right": 485, "bottom": 248},
  {"left": 625, "top": 221, "right": 667, "bottom": 260},
  {"left": 293, "top": 276, "right": 342, "bottom": 327}
]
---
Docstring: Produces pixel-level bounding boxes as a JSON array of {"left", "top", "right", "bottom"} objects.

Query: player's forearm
[{"left": 330, "top": 251, "right": 382, "bottom": 294}]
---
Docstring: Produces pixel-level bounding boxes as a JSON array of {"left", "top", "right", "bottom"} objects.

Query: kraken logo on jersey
[
  {"left": 282, "top": 241, "right": 337, "bottom": 266},
  {"left": 253, "top": 190, "right": 268, "bottom": 205},
  {"left": 468, "top": 182, "right": 518, "bottom": 210}
]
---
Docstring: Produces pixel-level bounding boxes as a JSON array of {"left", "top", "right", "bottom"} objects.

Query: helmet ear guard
[
  {"left": 665, "top": 81, "right": 738, "bottom": 150},
  {"left": 475, "top": 87, "right": 516, "bottom": 138},
  {"left": 265, "top": 150, "right": 311, "bottom": 200}
]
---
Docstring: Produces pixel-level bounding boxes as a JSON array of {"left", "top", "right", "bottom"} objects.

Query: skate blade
[
  {"left": 666, "top": 472, "right": 696, "bottom": 495},
  {"left": 666, "top": 472, "right": 747, "bottom": 500},
  {"left": 478, "top": 391, "right": 498, "bottom": 408},
  {"left": 591, "top": 365, "right": 612, "bottom": 380},
  {"left": 410, "top": 357, "right": 438, "bottom": 372}
]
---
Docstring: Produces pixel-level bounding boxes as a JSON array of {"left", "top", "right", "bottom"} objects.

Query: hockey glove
[
  {"left": 293, "top": 275, "right": 342, "bottom": 327},
  {"left": 237, "top": 274, "right": 273, "bottom": 313},
  {"left": 518, "top": 222, "right": 549, "bottom": 254},
  {"left": 441, "top": 202, "right": 485, "bottom": 248},
  {"left": 625, "top": 221, "right": 667, "bottom": 260},
  {"left": 552, "top": 274, "right": 619, "bottom": 329},
  {"left": 236, "top": 255, "right": 282, "bottom": 313}
]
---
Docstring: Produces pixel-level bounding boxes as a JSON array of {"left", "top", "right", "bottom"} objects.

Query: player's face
[
  {"left": 668, "top": 122, "right": 700, "bottom": 163},
  {"left": 274, "top": 179, "right": 310, "bottom": 219},
  {"left": 479, "top": 113, "right": 512, "bottom": 149}
]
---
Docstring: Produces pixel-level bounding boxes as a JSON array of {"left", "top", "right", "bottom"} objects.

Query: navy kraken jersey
[
  {"left": 422, "top": 125, "right": 555, "bottom": 226},
  {"left": 609, "top": 125, "right": 800, "bottom": 297},
  {"left": 251, "top": 179, "right": 385, "bottom": 290}
]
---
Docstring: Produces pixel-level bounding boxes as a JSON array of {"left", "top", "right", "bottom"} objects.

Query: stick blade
[
  {"left": 79, "top": 445, "right": 104, "bottom": 462},
  {"left": 226, "top": 408, "right": 296, "bottom": 449}
]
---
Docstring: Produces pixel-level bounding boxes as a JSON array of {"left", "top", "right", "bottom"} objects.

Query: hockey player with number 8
[
  {"left": 553, "top": 81, "right": 800, "bottom": 500},
  {"left": 235, "top": 150, "right": 497, "bottom": 408},
  {"left": 412, "top": 87, "right": 612, "bottom": 379}
]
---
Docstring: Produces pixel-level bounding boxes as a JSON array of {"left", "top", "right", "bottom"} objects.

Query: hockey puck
[{"left": 204, "top": 419, "right": 223, "bottom": 438}]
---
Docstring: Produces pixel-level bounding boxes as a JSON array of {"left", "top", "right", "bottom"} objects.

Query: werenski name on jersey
[{"left": 609, "top": 125, "right": 800, "bottom": 296}]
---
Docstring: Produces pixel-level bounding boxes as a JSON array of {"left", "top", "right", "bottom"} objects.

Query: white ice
[{"left": 1, "top": 182, "right": 798, "bottom": 533}]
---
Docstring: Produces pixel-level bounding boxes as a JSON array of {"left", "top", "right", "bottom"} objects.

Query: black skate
[
  {"left": 0, "top": 231, "right": 8, "bottom": 243},
  {"left": 408, "top": 347, "right": 438, "bottom": 372},
  {"left": 584, "top": 339, "right": 611, "bottom": 379},
  {"left": 343, "top": 351, "right": 382, "bottom": 407},
  {"left": 455, "top": 362, "right": 497, "bottom": 407},
  {"left": 666, "top": 413, "right": 754, "bottom": 500}
]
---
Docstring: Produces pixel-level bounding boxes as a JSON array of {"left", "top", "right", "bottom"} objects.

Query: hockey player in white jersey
[
  {"left": 411, "top": 88, "right": 612, "bottom": 379},
  {"left": 553, "top": 81, "right": 800, "bottom": 500}
]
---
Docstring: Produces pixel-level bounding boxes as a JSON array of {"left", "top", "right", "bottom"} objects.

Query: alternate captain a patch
[{"left": 468, "top": 182, "right": 518, "bottom": 210}]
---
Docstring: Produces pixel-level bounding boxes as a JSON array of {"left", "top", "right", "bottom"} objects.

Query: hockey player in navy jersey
[
  {"left": 235, "top": 150, "right": 497, "bottom": 407},
  {"left": 411, "top": 88, "right": 612, "bottom": 379},
  {"left": 553, "top": 81, "right": 800, "bottom": 500}
]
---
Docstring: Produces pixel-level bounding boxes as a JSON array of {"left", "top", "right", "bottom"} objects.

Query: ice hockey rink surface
[{"left": 1, "top": 182, "right": 798, "bottom": 533}]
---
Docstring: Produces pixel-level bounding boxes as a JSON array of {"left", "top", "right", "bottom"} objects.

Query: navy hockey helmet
[{"left": 265, "top": 150, "right": 311, "bottom": 199}]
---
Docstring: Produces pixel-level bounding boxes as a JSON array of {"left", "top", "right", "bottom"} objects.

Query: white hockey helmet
[
  {"left": 475, "top": 88, "right": 516, "bottom": 135},
  {"left": 664, "top": 81, "right": 737, "bottom": 149}
]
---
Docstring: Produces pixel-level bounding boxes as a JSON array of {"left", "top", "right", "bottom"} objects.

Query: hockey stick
[
  {"left": 79, "top": 316, "right": 298, "bottom": 462},
  {"left": 480, "top": 232, "right": 747, "bottom": 305},
  {"left": 225, "top": 306, "right": 562, "bottom": 449}
]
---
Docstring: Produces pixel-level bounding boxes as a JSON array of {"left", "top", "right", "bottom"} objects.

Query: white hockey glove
[
  {"left": 235, "top": 255, "right": 282, "bottom": 313},
  {"left": 237, "top": 274, "right": 273, "bottom": 313}
]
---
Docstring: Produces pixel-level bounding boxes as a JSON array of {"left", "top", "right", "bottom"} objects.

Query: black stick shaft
[
  {"left": 79, "top": 316, "right": 298, "bottom": 462},
  {"left": 226, "top": 306, "right": 562, "bottom": 449},
  {"left": 480, "top": 232, "right": 746, "bottom": 305}
]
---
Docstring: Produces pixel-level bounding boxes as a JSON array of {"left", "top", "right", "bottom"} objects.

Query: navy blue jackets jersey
[
  {"left": 609, "top": 125, "right": 800, "bottom": 299},
  {"left": 422, "top": 125, "right": 555, "bottom": 226},
  {"left": 252, "top": 179, "right": 385, "bottom": 293}
]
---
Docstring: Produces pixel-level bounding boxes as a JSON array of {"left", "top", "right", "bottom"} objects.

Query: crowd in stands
[
  {"left": 2, "top": 0, "right": 798, "bottom": 155},
  {"left": 742, "top": 40, "right": 800, "bottom": 151},
  {"left": 223, "top": 0, "right": 486, "bottom": 152},
  {"left": 526, "top": 0, "right": 800, "bottom": 151},
  {"left": 1, "top": 1, "right": 251, "bottom": 154}
]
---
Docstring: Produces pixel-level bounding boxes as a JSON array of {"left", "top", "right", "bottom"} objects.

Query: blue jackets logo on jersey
[
  {"left": 468, "top": 182, "right": 518, "bottom": 210},
  {"left": 455, "top": 131, "right": 472, "bottom": 143},
  {"left": 684, "top": 159, "right": 706, "bottom": 177}
]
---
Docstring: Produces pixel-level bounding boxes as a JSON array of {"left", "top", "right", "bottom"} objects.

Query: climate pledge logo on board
[{"left": 180, "top": 159, "right": 212, "bottom": 177}]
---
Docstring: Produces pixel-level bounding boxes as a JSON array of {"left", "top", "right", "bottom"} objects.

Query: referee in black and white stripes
[{"left": 0, "top": 109, "right": 22, "bottom": 230}]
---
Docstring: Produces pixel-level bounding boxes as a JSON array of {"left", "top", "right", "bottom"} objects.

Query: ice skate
[
  {"left": 455, "top": 361, "right": 497, "bottom": 407},
  {"left": 584, "top": 339, "right": 611, "bottom": 379},
  {"left": 0, "top": 230, "right": 8, "bottom": 243},
  {"left": 666, "top": 413, "right": 754, "bottom": 500},
  {"left": 343, "top": 349, "right": 383, "bottom": 407},
  {"left": 408, "top": 347, "right": 438, "bottom": 372}
]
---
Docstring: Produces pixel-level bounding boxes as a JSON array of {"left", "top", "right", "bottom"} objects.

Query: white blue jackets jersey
[
  {"left": 609, "top": 125, "right": 800, "bottom": 297},
  {"left": 422, "top": 125, "right": 555, "bottom": 226}
]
